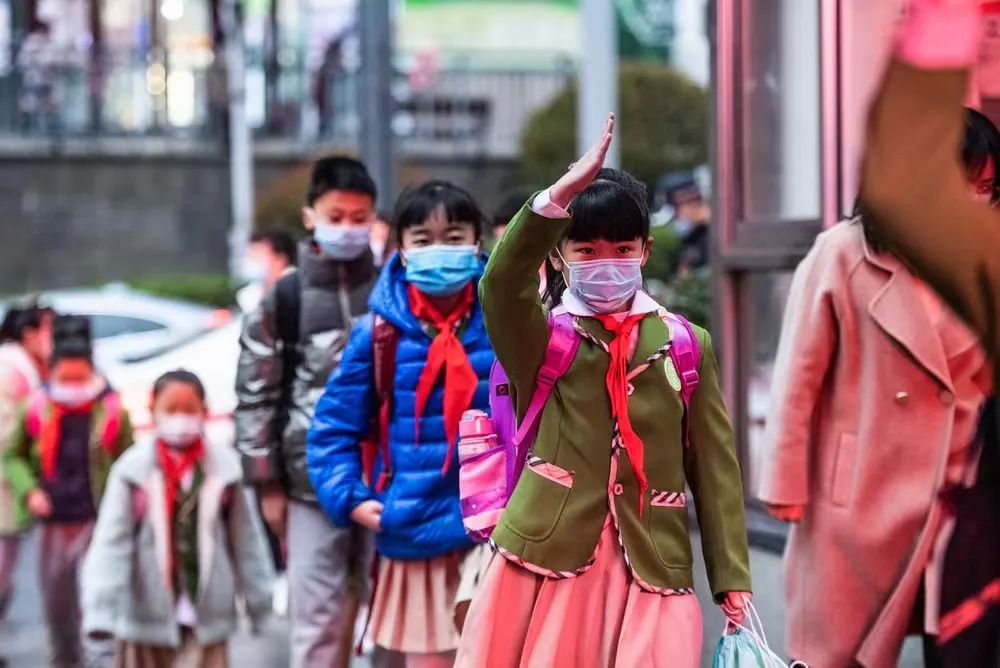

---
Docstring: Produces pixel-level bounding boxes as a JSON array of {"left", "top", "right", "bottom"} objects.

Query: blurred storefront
[{"left": 713, "top": 0, "right": 1000, "bottom": 503}]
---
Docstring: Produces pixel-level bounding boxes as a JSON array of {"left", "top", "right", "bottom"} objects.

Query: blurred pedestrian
[
  {"left": 757, "top": 108, "right": 1000, "bottom": 668},
  {"left": 82, "top": 369, "right": 274, "bottom": 668},
  {"left": 490, "top": 190, "right": 529, "bottom": 241},
  {"left": 307, "top": 180, "right": 494, "bottom": 667},
  {"left": 661, "top": 172, "right": 711, "bottom": 278},
  {"left": 235, "top": 156, "right": 379, "bottom": 668},
  {"left": 861, "top": 0, "right": 1000, "bottom": 373},
  {"left": 2, "top": 315, "right": 132, "bottom": 668},
  {"left": 0, "top": 304, "right": 53, "bottom": 623},
  {"left": 457, "top": 118, "right": 751, "bottom": 667},
  {"left": 237, "top": 229, "right": 298, "bottom": 313}
]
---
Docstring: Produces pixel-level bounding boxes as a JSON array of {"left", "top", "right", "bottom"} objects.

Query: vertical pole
[
  {"left": 358, "top": 0, "right": 395, "bottom": 210},
  {"left": 88, "top": 0, "right": 103, "bottom": 134},
  {"left": 578, "top": 0, "right": 619, "bottom": 167},
  {"left": 221, "top": 0, "right": 254, "bottom": 279}
]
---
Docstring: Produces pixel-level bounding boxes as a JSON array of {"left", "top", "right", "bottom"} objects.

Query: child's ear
[
  {"left": 302, "top": 207, "right": 315, "bottom": 231},
  {"left": 549, "top": 251, "right": 564, "bottom": 272},
  {"left": 640, "top": 236, "right": 655, "bottom": 268}
]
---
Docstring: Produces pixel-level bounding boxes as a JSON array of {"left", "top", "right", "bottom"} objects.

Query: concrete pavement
[{"left": 2, "top": 529, "right": 927, "bottom": 667}]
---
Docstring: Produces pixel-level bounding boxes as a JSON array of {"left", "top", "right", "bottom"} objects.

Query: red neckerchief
[
  {"left": 156, "top": 438, "right": 205, "bottom": 574},
  {"left": 595, "top": 313, "right": 649, "bottom": 513},
  {"left": 407, "top": 284, "right": 477, "bottom": 474},
  {"left": 39, "top": 400, "right": 97, "bottom": 481}
]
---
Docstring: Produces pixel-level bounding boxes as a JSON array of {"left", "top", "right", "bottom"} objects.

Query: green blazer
[
  {"left": 3, "top": 395, "right": 133, "bottom": 530},
  {"left": 862, "top": 59, "right": 1000, "bottom": 377},
  {"left": 479, "top": 200, "right": 751, "bottom": 599}
]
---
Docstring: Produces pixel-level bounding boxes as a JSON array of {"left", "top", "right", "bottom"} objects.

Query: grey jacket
[
  {"left": 235, "top": 241, "right": 376, "bottom": 501},
  {"left": 81, "top": 437, "right": 274, "bottom": 647}
]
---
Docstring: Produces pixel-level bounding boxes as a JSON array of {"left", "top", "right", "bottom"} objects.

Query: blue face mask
[{"left": 404, "top": 245, "right": 481, "bottom": 296}]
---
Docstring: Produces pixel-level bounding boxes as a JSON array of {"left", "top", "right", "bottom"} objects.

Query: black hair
[
  {"left": 251, "top": 228, "right": 298, "bottom": 266},
  {"left": 860, "top": 107, "right": 1000, "bottom": 251},
  {"left": 962, "top": 108, "right": 1000, "bottom": 203},
  {"left": 542, "top": 168, "right": 651, "bottom": 306},
  {"left": 493, "top": 190, "right": 530, "bottom": 230},
  {"left": 307, "top": 156, "right": 377, "bottom": 206},
  {"left": 51, "top": 315, "right": 93, "bottom": 366},
  {"left": 0, "top": 304, "right": 53, "bottom": 344},
  {"left": 392, "top": 180, "right": 485, "bottom": 244},
  {"left": 153, "top": 369, "right": 207, "bottom": 402}
]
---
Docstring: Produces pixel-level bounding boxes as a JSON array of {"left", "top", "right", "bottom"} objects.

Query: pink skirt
[
  {"left": 456, "top": 516, "right": 703, "bottom": 668},
  {"left": 370, "top": 551, "right": 466, "bottom": 654}
]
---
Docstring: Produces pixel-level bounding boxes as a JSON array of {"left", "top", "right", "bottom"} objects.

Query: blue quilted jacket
[{"left": 307, "top": 252, "right": 494, "bottom": 560}]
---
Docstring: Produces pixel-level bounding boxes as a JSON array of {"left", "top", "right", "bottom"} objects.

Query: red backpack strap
[
  {"left": 659, "top": 310, "right": 702, "bottom": 448},
  {"left": 100, "top": 392, "right": 124, "bottom": 455},
  {"left": 368, "top": 316, "right": 399, "bottom": 493},
  {"left": 25, "top": 391, "right": 49, "bottom": 439}
]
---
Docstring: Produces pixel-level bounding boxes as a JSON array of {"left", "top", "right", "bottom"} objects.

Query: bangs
[
  {"left": 393, "top": 181, "right": 485, "bottom": 239},
  {"left": 963, "top": 108, "right": 1000, "bottom": 182},
  {"left": 567, "top": 179, "right": 649, "bottom": 243}
]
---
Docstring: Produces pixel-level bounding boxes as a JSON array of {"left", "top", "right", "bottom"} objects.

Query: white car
[
  {"left": 104, "top": 319, "right": 242, "bottom": 444},
  {"left": 39, "top": 284, "right": 231, "bottom": 369}
]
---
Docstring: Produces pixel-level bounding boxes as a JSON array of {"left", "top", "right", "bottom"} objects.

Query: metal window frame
[{"left": 711, "top": 0, "right": 841, "bottom": 486}]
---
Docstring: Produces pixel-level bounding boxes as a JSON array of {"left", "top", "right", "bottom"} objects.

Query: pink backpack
[{"left": 458, "top": 307, "right": 702, "bottom": 542}]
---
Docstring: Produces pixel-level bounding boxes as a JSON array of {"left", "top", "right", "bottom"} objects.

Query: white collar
[{"left": 560, "top": 290, "right": 662, "bottom": 318}]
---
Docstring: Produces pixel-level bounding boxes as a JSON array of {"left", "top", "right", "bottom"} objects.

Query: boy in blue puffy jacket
[{"left": 307, "top": 181, "right": 494, "bottom": 666}]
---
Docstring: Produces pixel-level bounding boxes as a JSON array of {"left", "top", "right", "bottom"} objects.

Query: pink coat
[{"left": 756, "top": 222, "right": 990, "bottom": 668}]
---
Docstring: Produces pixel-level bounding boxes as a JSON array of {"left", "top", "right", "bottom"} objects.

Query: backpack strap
[
  {"left": 100, "top": 391, "right": 123, "bottom": 454},
  {"left": 369, "top": 316, "right": 399, "bottom": 493},
  {"left": 511, "top": 309, "right": 582, "bottom": 465},
  {"left": 275, "top": 270, "right": 303, "bottom": 394},
  {"left": 659, "top": 310, "right": 702, "bottom": 448},
  {"left": 25, "top": 391, "right": 49, "bottom": 439}
]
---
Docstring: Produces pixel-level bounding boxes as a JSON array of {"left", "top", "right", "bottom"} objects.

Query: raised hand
[{"left": 550, "top": 113, "right": 615, "bottom": 210}]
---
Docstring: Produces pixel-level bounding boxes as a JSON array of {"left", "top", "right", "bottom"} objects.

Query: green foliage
[
  {"left": 643, "top": 224, "right": 681, "bottom": 283},
  {"left": 666, "top": 270, "right": 712, "bottom": 329},
  {"left": 254, "top": 163, "right": 312, "bottom": 235},
  {"left": 520, "top": 62, "right": 708, "bottom": 191},
  {"left": 128, "top": 274, "right": 238, "bottom": 308}
]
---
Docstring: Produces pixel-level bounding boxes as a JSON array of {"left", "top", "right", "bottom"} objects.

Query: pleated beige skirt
[{"left": 370, "top": 550, "right": 467, "bottom": 654}]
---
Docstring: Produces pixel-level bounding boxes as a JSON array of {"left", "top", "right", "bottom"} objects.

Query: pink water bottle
[{"left": 458, "top": 410, "right": 498, "bottom": 461}]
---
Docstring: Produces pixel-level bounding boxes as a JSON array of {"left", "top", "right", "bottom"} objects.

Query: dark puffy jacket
[
  {"left": 235, "top": 241, "right": 376, "bottom": 502},
  {"left": 307, "top": 253, "right": 494, "bottom": 560}
]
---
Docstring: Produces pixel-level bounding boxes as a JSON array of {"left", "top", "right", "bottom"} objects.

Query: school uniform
[
  {"left": 2, "top": 383, "right": 132, "bottom": 668},
  {"left": 307, "top": 252, "right": 494, "bottom": 655},
  {"left": 457, "top": 194, "right": 751, "bottom": 667},
  {"left": 82, "top": 436, "right": 274, "bottom": 668}
]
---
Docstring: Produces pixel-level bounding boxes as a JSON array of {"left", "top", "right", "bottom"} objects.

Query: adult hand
[
  {"left": 550, "top": 113, "right": 615, "bottom": 210},
  {"left": 26, "top": 489, "right": 52, "bottom": 519},
  {"left": 260, "top": 486, "right": 289, "bottom": 554},
  {"left": 765, "top": 503, "right": 805, "bottom": 523},
  {"left": 350, "top": 500, "right": 384, "bottom": 533},
  {"left": 721, "top": 591, "right": 752, "bottom": 630}
]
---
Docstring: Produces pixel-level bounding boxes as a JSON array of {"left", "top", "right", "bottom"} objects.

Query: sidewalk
[{"left": 3, "top": 529, "right": 927, "bottom": 667}]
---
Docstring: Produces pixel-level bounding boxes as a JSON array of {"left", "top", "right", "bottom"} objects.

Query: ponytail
[{"left": 542, "top": 256, "right": 567, "bottom": 309}]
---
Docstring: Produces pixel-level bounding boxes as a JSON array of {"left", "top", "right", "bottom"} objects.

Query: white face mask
[
  {"left": 313, "top": 221, "right": 373, "bottom": 261},
  {"left": 556, "top": 249, "right": 644, "bottom": 314},
  {"left": 155, "top": 414, "right": 204, "bottom": 448},
  {"left": 49, "top": 377, "right": 102, "bottom": 408},
  {"left": 239, "top": 257, "right": 268, "bottom": 283}
]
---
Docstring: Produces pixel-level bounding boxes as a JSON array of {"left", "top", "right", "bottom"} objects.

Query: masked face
[
  {"left": 552, "top": 237, "right": 649, "bottom": 314},
  {"left": 312, "top": 220, "right": 373, "bottom": 260},
  {"left": 559, "top": 253, "right": 643, "bottom": 314},
  {"left": 403, "top": 245, "right": 481, "bottom": 296},
  {"left": 151, "top": 379, "right": 207, "bottom": 448},
  {"left": 49, "top": 359, "right": 101, "bottom": 408},
  {"left": 155, "top": 413, "right": 204, "bottom": 448}
]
